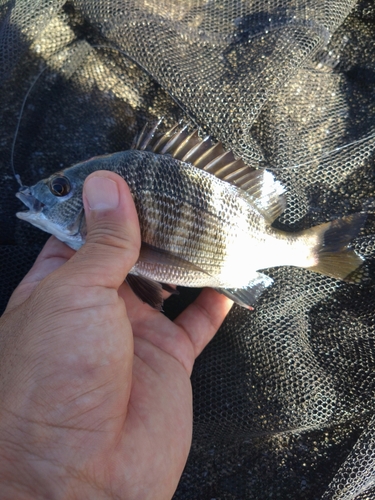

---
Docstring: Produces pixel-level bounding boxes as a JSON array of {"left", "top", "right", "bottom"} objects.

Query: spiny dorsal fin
[
  {"left": 133, "top": 122, "right": 286, "bottom": 223},
  {"left": 132, "top": 121, "right": 254, "bottom": 189}
]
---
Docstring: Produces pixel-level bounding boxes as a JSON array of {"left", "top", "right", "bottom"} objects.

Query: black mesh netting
[{"left": 1, "top": 1, "right": 375, "bottom": 498}]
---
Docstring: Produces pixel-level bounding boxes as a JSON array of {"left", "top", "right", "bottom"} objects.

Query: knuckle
[{"left": 87, "top": 222, "right": 140, "bottom": 257}]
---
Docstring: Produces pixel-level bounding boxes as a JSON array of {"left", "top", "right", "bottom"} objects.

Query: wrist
[
  {"left": 0, "top": 438, "right": 114, "bottom": 500},
  {"left": 0, "top": 413, "right": 62, "bottom": 500},
  {"left": 0, "top": 484, "right": 42, "bottom": 500},
  {"left": 0, "top": 454, "right": 45, "bottom": 500}
]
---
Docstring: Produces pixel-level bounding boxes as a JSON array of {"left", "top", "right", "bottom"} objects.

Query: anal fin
[{"left": 217, "top": 273, "right": 273, "bottom": 309}]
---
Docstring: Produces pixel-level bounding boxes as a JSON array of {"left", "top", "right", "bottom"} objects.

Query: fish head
[
  {"left": 15, "top": 152, "right": 137, "bottom": 250},
  {"left": 16, "top": 169, "right": 87, "bottom": 250}
]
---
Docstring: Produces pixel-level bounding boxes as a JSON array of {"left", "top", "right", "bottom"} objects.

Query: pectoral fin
[
  {"left": 139, "top": 242, "right": 209, "bottom": 274},
  {"left": 217, "top": 273, "right": 273, "bottom": 309}
]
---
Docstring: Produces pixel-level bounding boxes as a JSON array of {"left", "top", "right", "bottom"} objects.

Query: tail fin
[{"left": 305, "top": 213, "right": 366, "bottom": 283}]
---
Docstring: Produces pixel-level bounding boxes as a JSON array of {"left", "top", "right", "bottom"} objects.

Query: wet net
[{"left": 1, "top": 1, "right": 375, "bottom": 498}]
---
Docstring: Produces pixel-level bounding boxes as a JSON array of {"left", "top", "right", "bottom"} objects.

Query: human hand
[{"left": 0, "top": 171, "right": 232, "bottom": 500}]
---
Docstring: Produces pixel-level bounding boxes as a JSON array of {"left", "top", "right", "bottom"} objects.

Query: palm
[{"left": 2, "top": 237, "right": 231, "bottom": 499}]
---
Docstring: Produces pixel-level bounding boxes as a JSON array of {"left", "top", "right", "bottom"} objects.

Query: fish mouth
[{"left": 16, "top": 186, "right": 44, "bottom": 213}]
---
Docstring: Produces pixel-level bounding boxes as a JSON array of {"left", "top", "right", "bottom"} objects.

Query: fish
[{"left": 16, "top": 122, "right": 366, "bottom": 310}]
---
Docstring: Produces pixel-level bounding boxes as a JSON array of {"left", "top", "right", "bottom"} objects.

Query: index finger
[{"left": 173, "top": 288, "right": 233, "bottom": 359}]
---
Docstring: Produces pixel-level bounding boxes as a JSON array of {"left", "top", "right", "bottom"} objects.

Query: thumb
[{"left": 63, "top": 171, "right": 141, "bottom": 289}]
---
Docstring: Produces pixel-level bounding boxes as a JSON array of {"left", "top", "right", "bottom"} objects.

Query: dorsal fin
[
  {"left": 132, "top": 122, "right": 256, "bottom": 189},
  {"left": 239, "top": 169, "right": 286, "bottom": 223},
  {"left": 132, "top": 122, "right": 286, "bottom": 223}
]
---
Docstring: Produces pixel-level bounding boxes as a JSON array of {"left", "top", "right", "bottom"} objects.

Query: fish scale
[
  {"left": 16, "top": 127, "right": 366, "bottom": 310},
  {"left": 133, "top": 157, "right": 249, "bottom": 272}
]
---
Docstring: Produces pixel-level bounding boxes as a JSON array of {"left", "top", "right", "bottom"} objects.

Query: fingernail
[{"left": 84, "top": 176, "right": 120, "bottom": 210}]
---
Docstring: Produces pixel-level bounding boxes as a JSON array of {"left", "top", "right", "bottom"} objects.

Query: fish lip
[{"left": 16, "top": 188, "right": 44, "bottom": 212}]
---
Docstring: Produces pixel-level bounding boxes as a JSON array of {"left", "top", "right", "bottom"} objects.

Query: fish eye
[{"left": 49, "top": 176, "right": 71, "bottom": 197}]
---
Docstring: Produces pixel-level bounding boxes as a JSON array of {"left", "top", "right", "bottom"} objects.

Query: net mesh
[{"left": 1, "top": 1, "right": 375, "bottom": 498}]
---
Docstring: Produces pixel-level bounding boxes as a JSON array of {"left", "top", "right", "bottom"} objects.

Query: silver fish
[{"left": 16, "top": 123, "right": 366, "bottom": 309}]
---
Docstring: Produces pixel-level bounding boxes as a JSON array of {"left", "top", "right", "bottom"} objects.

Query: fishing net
[{"left": 1, "top": 0, "right": 375, "bottom": 498}]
